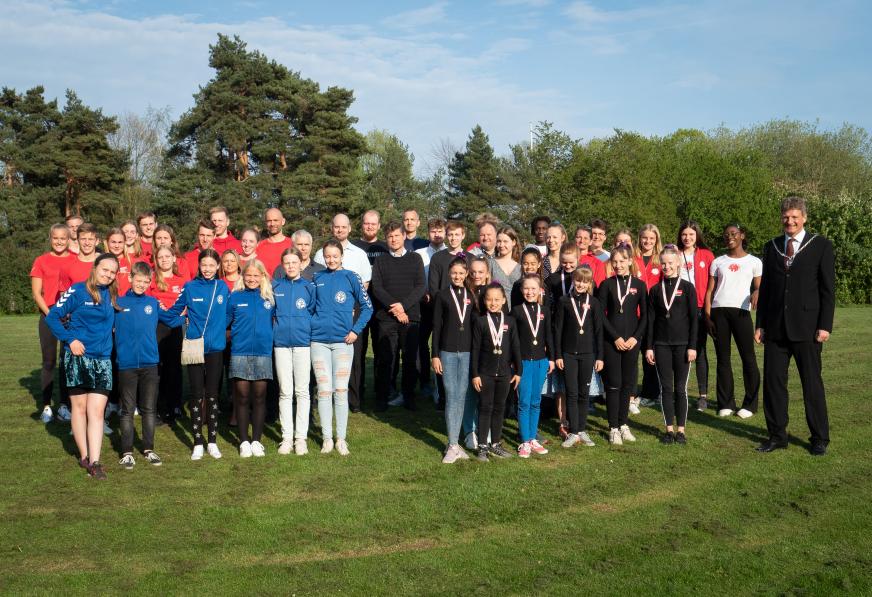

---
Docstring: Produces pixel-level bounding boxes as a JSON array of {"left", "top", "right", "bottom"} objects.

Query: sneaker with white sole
[
  {"left": 207, "top": 443, "right": 222, "bottom": 459},
  {"left": 561, "top": 433, "right": 580, "bottom": 448},
  {"left": 579, "top": 431, "right": 596, "bottom": 447},
  {"left": 40, "top": 406, "right": 53, "bottom": 424},
  {"left": 639, "top": 397, "right": 658, "bottom": 408},
  {"left": 103, "top": 421, "right": 113, "bottom": 435},
  {"left": 464, "top": 432, "right": 478, "bottom": 451},
  {"left": 143, "top": 451, "right": 162, "bottom": 466},
  {"left": 321, "top": 438, "right": 334, "bottom": 454},
  {"left": 530, "top": 439, "right": 548, "bottom": 455},
  {"left": 697, "top": 396, "right": 708, "bottom": 411},
  {"left": 191, "top": 445, "right": 204, "bottom": 460},
  {"left": 442, "top": 444, "right": 462, "bottom": 464},
  {"left": 119, "top": 454, "right": 135, "bottom": 470},
  {"left": 239, "top": 441, "right": 253, "bottom": 458},
  {"left": 336, "top": 439, "right": 349, "bottom": 456},
  {"left": 250, "top": 441, "right": 265, "bottom": 457},
  {"left": 489, "top": 442, "right": 513, "bottom": 458},
  {"left": 294, "top": 439, "right": 308, "bottom": 455},
  {"left": 387, "top": 395, "right": 405, "bottom": 407},
  {"left": 57, "top": 404, "right": 72, "bottom": 422},
  {"left": 736, "top": 408, "right": 754, "bottom": 419},
  {"left": 609, "top": 428, "right": 623, "bottom": 445},
  {"left": 718, "top": 408, "right": 734, "bottom": 417},
  {"left": 518, "top": 442, "right": 531, "bottom": 458},
  {"left": 620, "top": 424, "right": 636, "bottom": 442},
  {"left": 629, "top": 402, "right": 641, "bottom": 415},
  {"left": 277, "top": 440, "right": 293, "bottom": 455}
]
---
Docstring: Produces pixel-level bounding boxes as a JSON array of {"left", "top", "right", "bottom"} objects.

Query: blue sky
[{"left": 2, "top": 0, "right": 869, "bottom": 174}]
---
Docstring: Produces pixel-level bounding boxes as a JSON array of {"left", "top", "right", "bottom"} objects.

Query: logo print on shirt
[
  {"left": 729, "top": 264, "right": 740, "bottom": 272},
  {"left": 144, "top": 305, "right": 153, "bottom": 315},
  {"left": 263, "top": 300, "right": 272, "bottom": 310},
  {"left": 296, "top": 298, "right": 306, "bottom": 309},
  {"left": 652, "top": 268, "right": 659, "bottom": 275},
  {"left": 216, "top": 295, "right": 224, "bottom": 304},
  {"left": 335, "top": 291, "right": 347, "bottom": 304}
]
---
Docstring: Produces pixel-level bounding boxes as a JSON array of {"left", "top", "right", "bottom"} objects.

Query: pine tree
[{"left": 446, "top": 125, "right": 505, "bottom": 223}]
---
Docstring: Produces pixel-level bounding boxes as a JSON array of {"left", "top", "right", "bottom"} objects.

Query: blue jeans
[
  {"left": 440, "top": 351, "right": 476, "bottom": 445},
  {"left": 518, "top": 358, "right": 548, "bottom": 442},
  {"left": 311, "top": 342, "right": 354, "bottom": 441}
]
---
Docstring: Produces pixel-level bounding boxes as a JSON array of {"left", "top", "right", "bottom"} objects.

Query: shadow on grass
[{"left": 689, "top": 408, "right": 811, "bottom": 450}]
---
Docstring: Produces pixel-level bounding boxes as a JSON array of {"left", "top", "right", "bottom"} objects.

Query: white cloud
[
  {"left": 495, "top": 0, "right": 551, "bottom": 7},
  {"left": 564, "top": 1, "right": 677, "bottom": 28},
  {"left": 382, "top": 2, "right": 449, "bottom": 30}
]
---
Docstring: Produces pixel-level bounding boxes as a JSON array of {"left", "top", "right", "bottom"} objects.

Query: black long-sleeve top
[
  {"left": 432, "top": 285, "right": 475, "bottom": 353},
  {"left": 553, "top": 292, "right": 604, "bottom": 360},
  {"left": 471, "top": 311, "right": 523, "bottom": 378},
  {"left": 646, "top": 277, "right": 698, "bottom": 349},
  {"left": 545, "top": 270, "right": 573, "bottom": 314},
  {"left": 596, "top": 275, "right": 648, "bottom": 342},
  {"left": 370, "top": 251, "right": 425, "bottom": 322},
  {"left": 510, "top": 301, "right": 554, "bottom": 361},
  {"left": 427, "top": 248, "right": 472, "bottom": 297}
]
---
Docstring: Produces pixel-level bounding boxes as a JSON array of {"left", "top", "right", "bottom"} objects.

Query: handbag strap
[{"left": 201, "top": 280, "right": 218, "bottom": 337}]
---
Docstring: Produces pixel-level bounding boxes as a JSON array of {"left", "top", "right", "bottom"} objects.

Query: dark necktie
[{"left": 785, "top": 238, "right": 795, "bottom": 269}]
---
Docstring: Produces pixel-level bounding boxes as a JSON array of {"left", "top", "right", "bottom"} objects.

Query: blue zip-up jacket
[
  {"left": 311, "top": 268, "right": 373, "bottom": 343},
  {"left": 45, "top": 282, "right": 115, "bottom": 359},
  {"left": 165, "top": 277, "right": 230, "bottom": 354},
  {"left": 227, "top": 287, "right": 275, "bottom": 357},
  {"left": 273, "top": 276, "right": 316, "bottom": 348},
  {"left": 114, "top": 290, "right": 177, "bottom": 370}
]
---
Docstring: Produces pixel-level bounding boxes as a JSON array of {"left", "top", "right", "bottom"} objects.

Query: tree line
[{"left": 1, "top": 34, "right": 870, "bottom": 313}]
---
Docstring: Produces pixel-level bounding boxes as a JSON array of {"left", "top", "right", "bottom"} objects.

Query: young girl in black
[
  {"left": 554, "top": 267, "right": 603, "bottom": 448},
  {"left": 597, "top": 244, "right": 647, "bottom": 445},
  {"left": 646, "top": 246, "right": 698, "bottom": 444},
  {"left": 471, "top": 283, "right": 522, "bottom": 461}
]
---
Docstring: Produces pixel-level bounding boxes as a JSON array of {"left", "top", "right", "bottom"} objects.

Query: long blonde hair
[
  {"left": 234, "top": 259, "right": 274, "bottom": 302},
  {"left": 638, "top": 224, "right": 663, "bottom": 266}
]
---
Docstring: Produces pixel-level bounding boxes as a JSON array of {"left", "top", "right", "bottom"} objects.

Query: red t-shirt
[
  {"left": 148, "top": 272, "right": 189, "bottom": 310},
  {"left": 184, "top": 249, "right": 204, "bottom": 280},
  {"left": 115, "top": 256, "right": 131, "bottom": 296},
  {"left": 213, "top": 233, "right": 242, "bottom": 256},
  {"left": 68, "top": 256, "right": 97, "bottom": 284},
  {"left": 222, "top": 276, "right": 238, "bottom": 292},
  {"left": 139, "top": 239, "right": 153, "bottom": 261},
  {"left": 578, "top": 254, "right": 606, "bottom": 288},
  {"left": 256, "top": 237, "right": 293, "bottom": 277},
  {"left": 635, "top": 255, "right": 662, "bottom": 290},
  {"left": 30, "top": 252, "right": 76, "bottom": 307}
]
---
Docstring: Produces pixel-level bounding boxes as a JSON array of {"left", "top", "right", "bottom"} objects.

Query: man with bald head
[{"left": 257, "top": 207, "right": 294, "bottom": 276}]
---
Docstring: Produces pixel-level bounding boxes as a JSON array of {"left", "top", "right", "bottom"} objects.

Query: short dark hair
[
  {"left": 427, "top": 217, "right": 446, "bottom": 230},
  {"left": 130, "top": 261, "right": 153, "bottom": 278},
  {"left": 383, "top": 221, "right": 404, "bottom": 236},
  {"left": 136, "top": 211, "right": 156, "bottom": 224},
  {"left": 589, "top": 219, "right": 608, "bottom": 233},
  {"left": 530, "top": 215, "right": 551, "bottom": 235},
  {"left": 197, "top": 219, "right": 216, "bottom": 232}
]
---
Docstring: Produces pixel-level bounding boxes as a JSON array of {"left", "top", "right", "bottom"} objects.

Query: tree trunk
[
  {"left": 3, "top": 164, "right": 14, "bottom": 187},
  {"left": 237, "top": 150, "right": 249, "bottom": 181},
  {"left": 279, "top": 152, "right": 287, "bottom": 171}
]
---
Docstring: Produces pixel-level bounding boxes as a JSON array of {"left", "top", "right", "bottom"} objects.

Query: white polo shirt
[{"left": 314, "top": 241, "right": 372, "bottom": 283}]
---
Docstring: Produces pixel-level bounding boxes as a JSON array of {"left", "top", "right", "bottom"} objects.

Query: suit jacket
[{"left": 756, "top": 232, "right": 835, "bottom": 342}]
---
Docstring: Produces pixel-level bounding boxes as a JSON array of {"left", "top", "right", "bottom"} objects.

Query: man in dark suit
[{"left": 754, "top": 196, "right": 835, "bottom": 455}]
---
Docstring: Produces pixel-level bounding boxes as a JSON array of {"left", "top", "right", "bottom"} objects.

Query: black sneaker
[
  {"left": 697, "top": 396, "right": 708, "bottom": 411},
  {"left": 476, "top": 445, "right": 490, "bottom": 462},
  {"left": 119, "top": 454, "right": 135, "bottom": 470},
  {"left": 143, "top": 451, "right": 163, "bottom": 466},
  {"left": 489, "top": 442, "right": 514, "bottom": 458},
  {"left": 675, "top": 432, "right": 687, "bottom": 445},
  {"left": 660, "top": 431, "right": 675, "bottom": 445},
  {"left": 89, "top": 461, "right": 108, "bottom": 480}
]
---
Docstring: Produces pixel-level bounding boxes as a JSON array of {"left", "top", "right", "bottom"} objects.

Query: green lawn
[{"left": 2, "top": 309, "right": 871, "bottom": 595}]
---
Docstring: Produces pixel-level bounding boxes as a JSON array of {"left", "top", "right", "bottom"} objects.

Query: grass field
[{"left": 2, "top": 308, "right": 871, "bottom": 595}]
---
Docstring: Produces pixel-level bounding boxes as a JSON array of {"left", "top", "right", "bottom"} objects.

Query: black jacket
[
  {"left": 471, "top": 311, "right": 523, "bottom": 378},
  {"left": 646, "top": 277, "right": 697, "bottom": 348},
  {"left": 432, "top": 285, "right": 475, "bottom": 353},
  {"left": 511, "top": 301, "right": 554, "bottom": 361},
  {"left": 597, "top": 275, "right": 648, "bottom": 343},
  {"left": 553, "top": 292, "right": 604, "bottom": 360}
]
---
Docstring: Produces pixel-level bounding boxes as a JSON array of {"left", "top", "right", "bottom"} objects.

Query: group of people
[{"left": 30, "top": 197, "right": 835, "bottom": 479}]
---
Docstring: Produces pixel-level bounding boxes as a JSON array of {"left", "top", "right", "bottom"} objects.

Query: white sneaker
[
  {"left": 191, "top": 445, "right": 204, "bottom": 460},
  {"left": 294, "top": 439, "right": 309, "bottom": 455},
  {"left": 578, "top": 431, "right": 596, "bottom": 447},
  {"left": 561, "top": 433, "right": 580, "bottom": 448},
  {"left": 718, "top": 408, "right": 735, "bottom": 417},
  {"left": 609, "top": 428, "right": 623, "bottom": 445},
  {"left": 56, "top": 404, "right": 72, "bottom": 422},
  {"left": 40, "top": 405, "right": 53, "bottom": 424},
  {"left": 387, "top": 395, "right": 405, "bottom": 407},
  {"left": 620, "top": 424, "right": 636, "bottom": 442},
  {"left": 134, "top": 407, "right": 140, "bottom": 417},
  {"left": 103, "top": 421, "right": 113, "bottom": 435},
  {"left": 207, "top": 443, "right": 222, "bottom": 459},
  {"left": 250, "top": 441, "right": 265, "bottom": 457},
  {"left": 464, "top": 432, "right": 478, "bottom": 450},
  {"left": 736, "top": 408, "right": 754, "bottom": 419},
  {"left": 321, "top": 438, "right": 334, "bottom": 454},
  {"left": 239, "top": 441, "right": 253, "bottom": 458},
  {"left": 277, "top": 440, "right": 293, "bottom": 455},
  {"left": 629, "top": 402, "right": 641, "bottom": 415},
  {"left": 639, "top": 398, "right": 658, "bottom": 408},
  {"left": 336, "top": 439, "right": 349, "bottom": 456}
]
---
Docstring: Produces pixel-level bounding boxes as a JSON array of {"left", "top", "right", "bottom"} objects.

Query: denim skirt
[{"left": 229, "top": 355, "right": 273, "bottom": 381}]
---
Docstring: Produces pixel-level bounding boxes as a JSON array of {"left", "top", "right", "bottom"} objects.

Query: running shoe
[
  {"left": 619, "top": 424, "right": 636, "bottom": 442},
  {"left": 336, "top": 440, "right": 349, "bottom": 456},
  {"left": 609, "top": 428, "right": 623, "bottom": 445},
  {"left": 191, "top": 445, "right": 204, "bottom": 460},
  {"left": 40, "top": 406, "right": 53, "bottom": 424},
  {"left": 277, "top": 440, "right": 293, "bottom": 455},
  {"left": 321, "top": 439, "right": 334, "bottom": 454},
  {"left": 239, "top": 441, "right": 253, "bottom": 458},
  {"left": 144, "top": 451, "right": 162, "bottom": 466},
  {"left": 517, "top": 442, "right": 531, "bottom": 458},
  {"left": 119, "top": 454, "right": 135, "bottom": 470},
  {"left": 561, "top": 433, "right": 580, "bottom": 448},
  {"left": 529, "top": 439, "right": 549, "bottom": 455},
  {"left": 578, "top": 431, "right": 596, "bottom": 447},
  {"left": 89, "top": 461, "right": 108, "bottom": 480},
  {"left": 250, "top": 441, "right": 266, "bottom": 457},
  {"left": 57, "top": 404, "right": 72, "bottom": 422},
  {"left": 294, "top": 439, "right": 309, "bottom": 455},
  {"left": 207, "top": 443, "right": 222, "bottom": 459}
]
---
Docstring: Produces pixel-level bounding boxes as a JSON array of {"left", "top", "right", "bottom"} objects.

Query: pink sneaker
[
  {"left": 518, "top": 442, "right": 531, "bottom": 458},
  {"left": 530, "top": 439, "right": 549, "bottom": 455}
]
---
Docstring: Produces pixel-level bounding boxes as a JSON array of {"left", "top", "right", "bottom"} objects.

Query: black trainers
[
  {"left": 89, "top": 461, "right": 108, "bottom": 480},
  {"left": 675, "top": 432, "right": 687, "bottom": 445},
  {"left": 119, "top": 454, "right": 135, "bottom": 470},
  {"left": 660, "top": 431, "right": 675, "bottom": 445},
  {"left": 476, "top": 445, "right": 490, "bottom": 462},
  {"left": 697, "top": 396, "right": 708, "bottom": 411},
  {"left": 144, "top": 451, "right": 163, "bottom": 466},
  {"left": 489, "top": 442, "right": 514, "bottom": 458}
]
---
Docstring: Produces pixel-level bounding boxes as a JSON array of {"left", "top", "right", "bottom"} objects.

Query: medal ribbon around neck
[
  {"left": 661, "top": 276, "right": 682, "bottom": 317},
  {"left": 616, "top": 275, "right": 632, "bottom": 313},
  {"left": 487, "top": 311, "right": 505, "bottom": 353},
  {"left": 450, "top": 286, "right": 467, "bottom": 327},
  {"left": 571, "top": 293, "right": 590, "bottom": 334},
  {"left": 523, "top": 303, "right": 541, "bottom": 344}
]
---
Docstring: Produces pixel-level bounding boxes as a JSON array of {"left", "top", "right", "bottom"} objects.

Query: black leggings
[
  {"left": 711, "top": 307, "right": 760, "bottom": 412},
  {"left": 654, "top": 344, "right": 690, "bottom": 427},
  {"left": 234, "top": 379, "right": 267, "bottom": 443},
  {"left": 563, "top": 353, "right": 594, "bottom": 433},
  {"left": 187, "top": 352, "right": 223, "bottom": 446},
  {"left": 38, "top": 315, "right": 69, "bottom": 408},
  {"left": 478, "top": 374, "right": 511, "bottom": 444},
  {"left": 156, "top": 323, "right": 183, "bottom": 418},
  {"left": 693, "top": 310, "right": 709, "bottom": 395},
  {"left": 603, "top": 343, "right": 640, "bottom": 428}
]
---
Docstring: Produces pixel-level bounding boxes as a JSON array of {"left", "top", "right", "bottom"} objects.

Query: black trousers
[
  {"left": 763, "top": 338, "right": 829, "bottom": 445},
  {"left": 348, "top": 318, "right": 370, "bottom": 411},
  {"left": 654, "top": 344, "right": 690, "bottom": 427},
  {"left": 38, "top": 314, "right": 69, "bottom": 408},
  {"left": 603, "top": 343, "right": 640, "bottom": 428},
  {"left": 478, "top": 374, "right": 511, "bottom": 444},
  {"left": 375, "top": 319, "right": 420, "bottom": 409},
  {"left": 563, "top": 353, "right": 594, "bottom": 433},
  {"left": 693, "top": 310, "right": 709, "bottom": 395},
  {"left": 711, "top": 307, "right": 760, "bottom": 412},
  {"left": 234, "top": 379, "right": 267, "bottom": 443},
  {"left": 119, "top": 366, "right": 158, "bottom": 453},
  {"left": 187, "top": 352, "right": 223, "bottom": 446},
  {"left": 640, "top": 358, "right": 659, "bottom": 400},
  {"left": 156, "top": 323, "right": 183, "bottom": 418}
]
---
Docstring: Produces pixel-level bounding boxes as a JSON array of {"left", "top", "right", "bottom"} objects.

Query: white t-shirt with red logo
[{"left": 710, "top": 254, "right": 763, "bottom": 310}]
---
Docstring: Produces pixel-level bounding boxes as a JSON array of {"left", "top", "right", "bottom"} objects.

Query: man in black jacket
[
  {"left": 371, "top": 222, "right": 426, "bottom": 411},
  {"left": 755, "top": 196, "right": 835, "bottom": 455}
]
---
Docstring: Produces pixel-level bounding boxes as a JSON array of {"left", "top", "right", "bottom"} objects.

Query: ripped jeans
[{"left": 311, "top": 342, "right": 354, "bottom": 441}]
